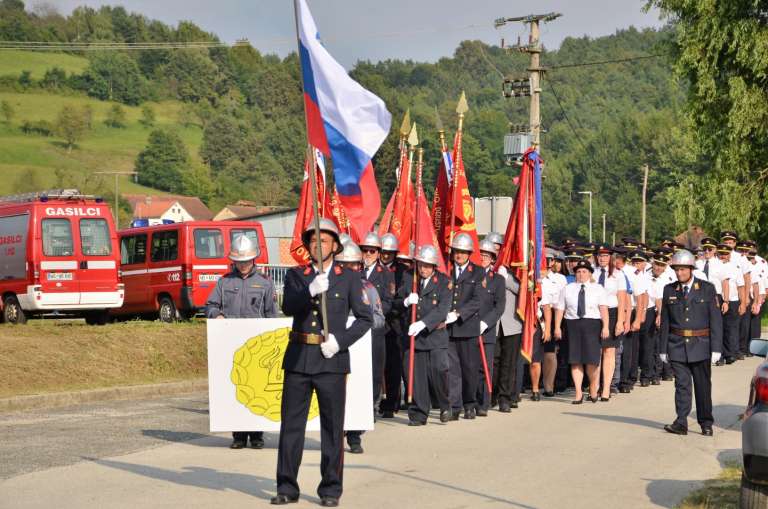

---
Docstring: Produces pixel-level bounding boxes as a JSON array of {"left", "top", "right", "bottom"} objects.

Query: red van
[
  {"left": 0, "top": 190, "right": 123, "bottom": 324},
  {"left": 114, "top": 221, "right": 268, "bottom": 322}
]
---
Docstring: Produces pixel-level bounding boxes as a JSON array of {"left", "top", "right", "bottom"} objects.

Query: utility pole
[
  {"left": 641, "top": 164, "right": 649, "bottom": 243},
  {"left": 95, "top": 171, "right": 137, "bottom": 229},
  {"left": 495, "top": 12, "right": 561, "bottom": 150},
  {"left": 602, "top": 213, "right": 606, "bottom": 243}
]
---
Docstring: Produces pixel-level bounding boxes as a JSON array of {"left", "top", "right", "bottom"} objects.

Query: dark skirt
[
  {"left": 601, "top": 307, "right": 621, "bottom": 349},
  {"left": 566, "top": 318, "right": 602, "bottom": 365},
  {"left": 531, "top": 326, "right": 543, "bottom": 363}
]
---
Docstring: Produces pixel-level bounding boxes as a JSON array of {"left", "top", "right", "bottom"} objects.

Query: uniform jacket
[
  {"left": 386, "top": 261, "right": 410, "bottom": 338},
  {"left": 205, "top": 267, "right": 278, "bottom": 319},
  {"left": 659, "top": 277, "right": 723, "bottom": 363},
  {"left": 365, "top": 261, "right": 396, "bottom": 328},
  {"left": 396, "top": 270, "right": 452, "bottom": 350},
  {"left": 499, "top": 275, "right": 523, "bottom": 336},
  {"left": 449, "top": 261, "right": 483, "bottom": 338},
  {"left": 281, "top": 263, "right": 373, "bottom": 374},
  {"left": 478, "top": 268, "right": 506, "bottom": 344}
]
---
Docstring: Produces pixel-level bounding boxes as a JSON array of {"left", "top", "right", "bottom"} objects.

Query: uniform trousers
[
  {"left": 346, "top": 331, "right": 386, "bottom": 446},
  {"left": 639, "top": 308, "right": 657, "bottom": 382},
  {"left": 403, "top": 348, "right": 449, "bottom": 423},
  {"left": 448, "top": 337, "right": 480, "bottom": 411},
  {"left": 670, "top": 359, "right": 713, "bottom": 428},
  {"left": 740, "top": 298, "right": 753, "bottom": 355},
  {"left": 276, "top": 371, "right": 346, "bottom": 499},
  {"left": 493, "top": 333, "right": 521, "bottom": 404},
  {"left": 380, "top": 326, "right": 403, "bottom": 412},
  {"left": 476, "top": 339, "right": 495, "bottom": 411},
  {"left": 654, "top": 331, "right": 673, "bottom": 379},
  {"left": 620, "top": 310, "right": 639, "bottom": 390},
  {"left": 723, "top": 300, "right": 740, "bottom": 359},
  {"left": 232, "top": 431, "right": 262, "bottom": 443}
]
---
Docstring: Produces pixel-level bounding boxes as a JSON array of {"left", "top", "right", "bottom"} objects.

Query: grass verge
[
  {"left": 0, "top": 320, "right": 206, "bottom": 398},
  {"left": 677, "top": 462, "right": 741, "bottom": 509}
]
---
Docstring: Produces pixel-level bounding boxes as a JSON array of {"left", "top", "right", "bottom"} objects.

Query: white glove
[
  {"left": 403, "top": 292, "right": 419, "bottom": 307},
  {"left": 711, "top": 352, "right": 722, "bottom": 364},
  {"left": 308, "top": 273, "right": 329, "bottom": 297},
  {"left": 446, "top": 311, "right": 459, "bottom": 324},
  {"left": 660, "top": 353, "right": 668, "bottom": 364},
  {"left": 480, "top": 321, "right": 489, "bottom": 334},
  {"left": 497, "top": 266, "right": 508, "bottom": 279},
  {"left": 320, "top": 333, "right": 340, "bottom": 359},
  {"left": 408, "top": 321, "right": 426, "bottom": 337}
]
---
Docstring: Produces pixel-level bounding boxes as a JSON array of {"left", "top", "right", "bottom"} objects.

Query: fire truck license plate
[
  {"left": 198, "top": 274, "right": 221, "bottom": 282},
  {"left": 47, "top": 272, "right": 73, "bottom": 281}
]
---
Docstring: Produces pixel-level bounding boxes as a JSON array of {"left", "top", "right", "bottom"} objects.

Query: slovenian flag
[{"left": 295, "top": 0, "right": 391, "bottom": 241}]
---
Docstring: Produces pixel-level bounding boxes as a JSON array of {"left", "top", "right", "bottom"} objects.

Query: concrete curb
[{"left": 0, "top": 379, "right": 208, "bottom": 413}]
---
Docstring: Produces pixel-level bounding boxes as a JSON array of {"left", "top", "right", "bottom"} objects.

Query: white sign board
[{"left": 207, "top": 318, "right": 373, "bottom": 432}]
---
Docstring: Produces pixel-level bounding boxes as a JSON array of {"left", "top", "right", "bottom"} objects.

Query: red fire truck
[
  {"left": 114, "top": 221, "right": 268, "bottom": 322},
  {"left": 0, "top": 190, "right": 123, "bottom": 324}
]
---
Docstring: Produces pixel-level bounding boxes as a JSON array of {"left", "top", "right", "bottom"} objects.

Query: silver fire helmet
[
  {"left": 301, "top": 218, "right": 343, "bottom": 255},
  {"left": 450, "top": 232, "right": 474, "bottom": 252},
  {"left": 415, "top": 244, "right": 440, "bottom": 266},
  {"left": 381, "top": 233, "right": 399, "bottom": 252},
  {"left": 668, "top": 249, "right": 696, "bottom": 268},
  {"left": 359, "top": 231, "right": 382, "bottom": 249},
  {"left": 335, "top": 242, "right": 363, "bottom": 263},
  {"left": 228, "top": 234, "right": 260, "bottom": 262},
  {"left": 479, "top": 239, "right": 499, "bottom": 256},
  {"left": 485, "top": 232, "right": 504, "bottom": 246}
]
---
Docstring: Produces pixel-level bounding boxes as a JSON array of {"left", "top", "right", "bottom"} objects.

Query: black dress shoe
[
  {"left": 251, "top": 437, "right": 265, "bottom": 449},
  {"left": 610, "top": 387, "right": 619, "bottom": 395},
  {"left": 320, "top": 496, "right": 339, "bottom": 507},
  {"left": 588, "top": 396, "right": 599, "bottom": 403},
  {"left": 270, "top": 494, "right": 299, "bottom": 505},
  {"left": 380, "top": 410, "right": 394, "bottom": 419},
  {"left": 440, "top": 410, "right": 450, "bottom": 422},
  {"left": 701, "top": 426, "right": 713, "bottom": 436},
  {"left": 716, "top": 359, "right": 726, "bottom": 366},
  {"left": 230, "top": 440, "right": 246, "bottom": 449},
  {"left": 542, "top": 390, "right": 555, "bottom": 398},
  {"left": 640, "top": 380, "right": 650, "bottom": 387},
  {"left": 531, "top": 392, "right": 541, "bottom": 401},
  {"left": 600, "top": 396, "right": 610, "bottom": 402},
  {"left": 571, "top": 397, "right": 583, "bottom": 405},
  {"left": 450, "top": 410, "right": 461, "bottom": 421},
  {"left": 498, "top": 402, "right": 511, "bottom": 413},
  {"left": 619, "top": 387, "right": 631, "bottom": 394},
  {"left": 348, "top": 443, "right": 363, "bottom": 454},
  {"left": 737, "top": 354, "right": 746, "bottom": 360},
  {"left": 725, "top": 358, "right": 736, "bottom": 365},
  {"left": 408, "top": 419, "right": 426, "bottom": 426},
  {"left": 651, "top": 379, "right": 661, "bottom": 386},
  {"left": 490, "top": 398, "right": 498, "bottom": 408},
  {"left": 662, "top": 376, "right": 673, "bottom": 381},
  {"left": 476, "top": 408, "right": 488, "bottom": 417},
  {"left": 663, "top": 423, "right": 688, "bottom": 435},
  {"left": 464, "top": 407, "right": 476, "bottom": 419}
]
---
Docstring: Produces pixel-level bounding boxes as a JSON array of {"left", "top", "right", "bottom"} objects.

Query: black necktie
[
  {"left": 704, "top": 260, "right": 709, "bottom": 277},
  {"left": 598, "top": 269, "right": 606, "bottom": 287},
  {"left": 682, "top": 285, "right": 689, "bottom": 298},
  {"left": 577, "top": 284, "right": 586, "bottom": 318}
]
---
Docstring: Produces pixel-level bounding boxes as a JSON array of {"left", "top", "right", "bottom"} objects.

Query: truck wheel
[
  {"left": 85, "top": 310, "right": 109, "bottom": 326},
  {"left": 740, "top": 473, "right": 768, "bottom": 508},
  {"left": 3, "top": 295, "right": 27, "bottom": 325},
  {"left": 158, "top": 297, "right": 178, "bottom": 323}
]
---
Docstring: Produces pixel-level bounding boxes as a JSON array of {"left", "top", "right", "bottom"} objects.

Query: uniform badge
[
  {"left": 251, "top": 284, "right": 263, "bottom": 288},
  {"left": 694, "top": 282, "right": 700, "bottom": 290},
  {"left": 303, "top": 266, "right": 312, "bottom": 276},
  {"left": 432, "top": 275, "right": 438, "bottom": 284},
  {"left": 334, "top": 266, "right": 342, "bottom": 275},
  {"left": 376, "top": 266, "right": 382, "bottom": 273}
]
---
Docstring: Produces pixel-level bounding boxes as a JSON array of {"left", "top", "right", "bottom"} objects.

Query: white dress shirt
[
  {"left": 594, "top": 266, "right": 626, "bottom": 309},
  {"left": 720, "top": 260, "right": 743, "bottom": 301},
  {"left": 556, "top": 281, "right": 609, "bottom": 320}
]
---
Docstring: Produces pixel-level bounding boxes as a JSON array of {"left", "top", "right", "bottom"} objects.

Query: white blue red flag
[{"left": 295, "top": 0, "right": 391, "bottom": 240}]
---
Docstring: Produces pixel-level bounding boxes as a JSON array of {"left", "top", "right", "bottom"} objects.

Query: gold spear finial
[
  {"left": 435, "top": 106, "right": 446, "bottom": 151},
  {"left": 399, "top": 109, "right": 411, "bottom": 138},
  {"left": 456, "top": 90, "right": 469, "bottom": 132},
  {"left": 408, "top": 122, "right": 419, "bottom": 148}
]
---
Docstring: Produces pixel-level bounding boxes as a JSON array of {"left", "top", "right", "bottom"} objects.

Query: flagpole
[
  {"left": 448, "top": 91, "right": 469, "bottom": 254},
  {"left": 294, "top": 0, "right": 328, "bottom": 341},
  {"left": 406, "top": 123, "right": 420, "bottom": 404},
  {"left": 384, "top": 112, "right": 411, "bottom": 236}
]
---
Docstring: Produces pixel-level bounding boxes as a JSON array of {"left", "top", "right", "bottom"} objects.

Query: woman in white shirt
[
  {"left": 554, "top": 259, "right": 610, "bottom": 404},
  {"left": 594, "top": 245, "right": 627, "bottom": 401}
]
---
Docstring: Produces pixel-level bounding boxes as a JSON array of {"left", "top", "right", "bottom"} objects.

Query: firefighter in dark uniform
[
  {"left": 660, "top": 249, "right": 723, "bottom": 437},
  {"left": 206, "top": 234, "right": 277, "bottom": 450},
  {"left": 272, "top": 219, "right": 373, "bottom": 507},
  {"left": 475, "top": 239, "right": 506, "bottom": 416},
  {"left": 446, "top": 232, "right": 483, "bottom": 419},
  {"left": 345, "top": 232, "right": 394, "bottom": 453},
  {"left": 379, "top": 233, "right": 406, "bottom": 418},
  {"left": 396, "top": 244, "right": 452, "bottom": 425}
]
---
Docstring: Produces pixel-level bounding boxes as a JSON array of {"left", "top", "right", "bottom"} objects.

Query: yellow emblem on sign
[{"left": 230, "top": 327, "right": 319, "bottom": 422}]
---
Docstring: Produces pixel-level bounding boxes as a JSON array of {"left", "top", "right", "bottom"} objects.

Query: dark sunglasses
[{"left": 362, "top": 248, "right": 378, "bottom": 254}]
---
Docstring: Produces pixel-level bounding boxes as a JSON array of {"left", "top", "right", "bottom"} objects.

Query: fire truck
[
  {"left": 113, "top": 220, "right": 268, "bottom": 322},
  {"left": 0, "top": 190, "right": 123, "bottom": 324}
]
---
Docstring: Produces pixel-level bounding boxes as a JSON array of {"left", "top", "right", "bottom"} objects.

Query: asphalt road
[{"left": 0, "top": 356, "right": 758, "bottom": 509}]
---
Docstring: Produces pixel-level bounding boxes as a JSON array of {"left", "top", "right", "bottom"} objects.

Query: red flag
[
  {"left": 496, "top": 148, "right": 546, "bottom": 362},
  {"left": 387, "top": 148, "right": 414, "bottom": 249},
  {"left": 290, "top": 155, "right": 335, "bottom": 265},
  {"left": 415, "top": 184, "right": 447, "bottom": 274},
  {"left": 330, "top": 186, "right": 352, "bottom": 237},
  {"left": 378, "top": 193, "right": 395, "bottom": 236},
  {"left": 445, "top": 131, "right": 481, "bottom": 263},
  {"left": 431, "top": 149, "right": 452, "bottom": 256}
]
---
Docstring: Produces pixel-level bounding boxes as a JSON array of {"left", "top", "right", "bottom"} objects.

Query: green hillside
[
  {"left": 0, "top": 91, "right": 201, "bottom": 198},
  {"left": 0, "top": 50, "right": 89, "bottom": 79}
]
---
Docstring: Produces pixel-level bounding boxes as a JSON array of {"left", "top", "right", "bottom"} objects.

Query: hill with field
[{"left": 0, "top": 1, "right": 713, "bottom": 243}]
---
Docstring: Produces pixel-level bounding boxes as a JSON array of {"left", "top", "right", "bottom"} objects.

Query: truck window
[
  {"left": 230, "top": 228, "right": 259, "bottom": 247},
  {"left": 150, "top": 230, "right": 179, "bottom": 262},
  {"left": 80, "top": 218, "right": 112, "bottom": 256},
  {"left": 42, "top": 218, "right": 74, "bottom": 256},
  {"left": 194, "top": 228, "right": 224, "bottom": 259},
  {"left": 120, "top": 234, "right": 147, "bottom": 265}
]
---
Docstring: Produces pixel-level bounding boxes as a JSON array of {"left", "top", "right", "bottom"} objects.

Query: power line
[
  {"left": 547, "top": 79, "right": 604, "bottom": 172},
  {"left": 548, "top": 53, "right": 662, "bottom": 70}
]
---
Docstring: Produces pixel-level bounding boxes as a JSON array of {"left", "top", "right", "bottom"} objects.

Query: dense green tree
[
  {"left": 56, "top": 105, "right": 89, "bottom": 152},
  {"left": 135, "top": 129, "right": 190, "bottom": 193},
  {"left": 1, "top": 100, "right": 14, "bottom": 125},
  {"left": 84, "top": 52, "right": 148, "bottom": 105},
  {"left": 104, "top": 104, "right": 127, "bottom": 128},
  {"left": 140, "top": 104, "right": 155, "bottom": 127}
]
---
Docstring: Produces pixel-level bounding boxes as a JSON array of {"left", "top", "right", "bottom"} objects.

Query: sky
[{"left": 49, "top": 0, "right": 666, "bottom": 67}]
